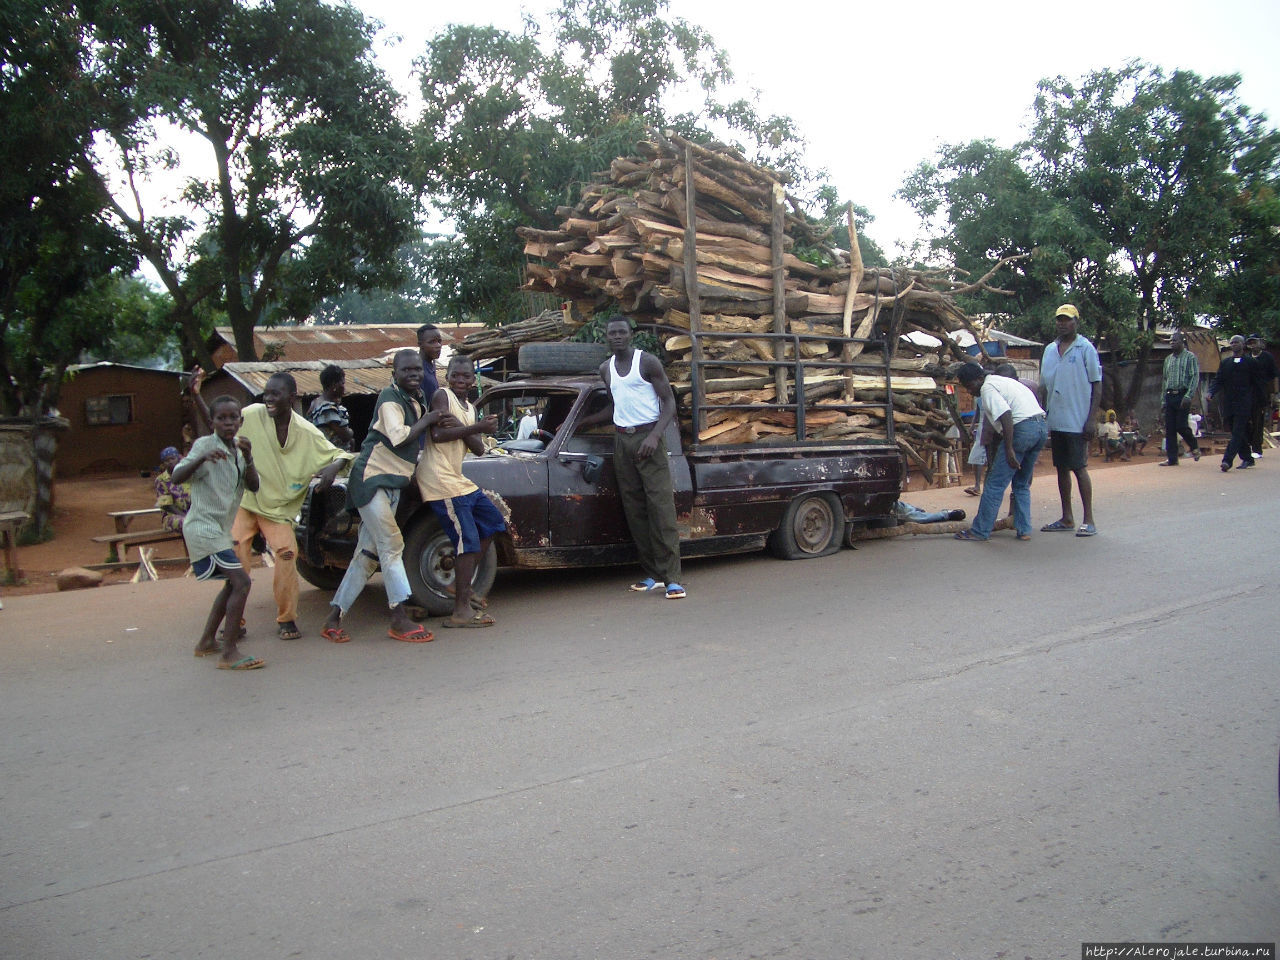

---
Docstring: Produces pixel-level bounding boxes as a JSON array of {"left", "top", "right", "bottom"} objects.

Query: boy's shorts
[
  {"left": 429, "top": 489, "right": 506, "bottom": 554},
  {"left": 192, "top": 548, "right": 243, "bottom": 581},
  {"left": 1049, "top": 431, "right": 1089, "bottom": 471}
]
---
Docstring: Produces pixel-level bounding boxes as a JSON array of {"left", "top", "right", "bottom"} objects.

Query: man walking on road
[
  {"left": 1209, "top": 335, "right": 1258, "bottom": 472},
  {"left": 1245, "top": 334, "right": 1277, "bottom": 460},
  {"left": 1159, "top": 331, "right": 1201, "bottom": 466},
  {"left": 1039, "top": 303, "right": 1102, "bottom": 537}
]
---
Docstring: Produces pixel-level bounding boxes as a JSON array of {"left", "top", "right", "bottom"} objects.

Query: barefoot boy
[
  {"left": 171, "top": 396, "right": 263, "bottom": 670},
  {"left": 417, "top": 355, "right": 505, "bottom": 627}
]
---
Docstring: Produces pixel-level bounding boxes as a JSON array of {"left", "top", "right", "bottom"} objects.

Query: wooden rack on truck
[{"left": 516, "top": 131, "right": 1021, "bottom": 481}]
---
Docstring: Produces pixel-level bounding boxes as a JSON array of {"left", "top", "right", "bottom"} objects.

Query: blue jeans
[
  {"left": 332, "top": 487, "right": 412, "bottom": 613},
  {"left": 971, "top": 417, "right": 1048, "bottom": 538},
  {"left": 895, "top": 503, "right": 951, "bottom": 524}
]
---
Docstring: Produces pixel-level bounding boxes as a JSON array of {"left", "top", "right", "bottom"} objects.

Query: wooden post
[
  {"left": 770, "top": 182, "right": 789, "bottom": 410},
  {"left": 841, "top": 202, "right": 865, "bottom": 397},
  {"left": 684, "top": 145, "right": 705, "bottom": 441}
]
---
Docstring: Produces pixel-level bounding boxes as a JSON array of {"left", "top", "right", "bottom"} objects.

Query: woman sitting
[
  {"left": 1098, "top": 410, "right": 1127, "bottom": 461},
  {"left": 154, "top": 445, "right": 192, "bottom": 532}
]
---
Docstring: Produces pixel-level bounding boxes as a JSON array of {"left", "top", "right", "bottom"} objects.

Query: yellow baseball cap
[{"left": 1055, "top": 304, "right": 1080, "bottom": 320}]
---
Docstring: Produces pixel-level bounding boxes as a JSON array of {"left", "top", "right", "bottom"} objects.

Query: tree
[
  {"left": 901, "top": 62, "right": 1280, "bottom": 407},
  {"left": 1210, "top": 132, "right": 1280, "bottom": 337},
  {"left": 0, "top": 1, "right": 146, "bottom": 416},
  {"left": 311, "top": 238, "right": 444, "bottom": 327},
  {"left": 413, "top": 0, "right": 830, "bottom": 325},
  {"left": 82, "top": 0, "right": 418, "bottom": 364}
]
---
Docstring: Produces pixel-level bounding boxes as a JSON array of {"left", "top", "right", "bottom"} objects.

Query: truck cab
[{"left": 296, "top": 373, "right": 903, "bottom": 614}]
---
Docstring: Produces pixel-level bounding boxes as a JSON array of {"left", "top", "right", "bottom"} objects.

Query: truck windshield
[{"left": 480, "top": 389, "right": 579, "bottom": 442}]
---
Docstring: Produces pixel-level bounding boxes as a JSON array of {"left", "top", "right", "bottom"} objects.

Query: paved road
[{"left": 2, "top": 461, "right": 1277, "bottom": 959}]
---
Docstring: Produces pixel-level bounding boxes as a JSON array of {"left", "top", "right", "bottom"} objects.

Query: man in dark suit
[
  {"left": 1246, "top": 334, "right": 1278, "bottom": 460},
  {"left": 1209, "top": 336, "right": 1258, "bottom": 472}
]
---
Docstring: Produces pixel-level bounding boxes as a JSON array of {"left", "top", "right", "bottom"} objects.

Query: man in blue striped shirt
[{"left": 1159, "top": 331, "right": 1201, "bottom": 466}]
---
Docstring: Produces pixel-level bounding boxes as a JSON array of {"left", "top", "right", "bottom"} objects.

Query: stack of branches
[
  {"left": 518, "top": 131, "right": 1020, "bottom": 460},
  {"left": 452, "top": 308, "right": 582, "bottom": 360}
]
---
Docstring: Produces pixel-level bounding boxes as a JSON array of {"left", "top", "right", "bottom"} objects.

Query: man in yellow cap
[{"left": 1038, "top": 303, "right": 1102, "bottom": 537}]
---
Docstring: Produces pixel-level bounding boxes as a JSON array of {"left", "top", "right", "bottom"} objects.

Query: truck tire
[
  {"left": 403, "top": 513, "right": 498, "bottom": 615},
  {"left": 768, "top": 492, "right": 844, "bottom": 560},
  {"left": 518, "top": 341, "right": 608, "bottom": 375},
  {"left": 296, "top": 555, "right": 347, "bottom": 591}
]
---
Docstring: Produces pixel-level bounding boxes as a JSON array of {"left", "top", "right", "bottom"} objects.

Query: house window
[{"left": 85, "top": 394, "right": 134, "bottom": 426}]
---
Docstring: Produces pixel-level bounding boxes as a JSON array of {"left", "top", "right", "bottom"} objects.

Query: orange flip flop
[{"left": 388, "top": 626, "right": 434, "bottom": 643}]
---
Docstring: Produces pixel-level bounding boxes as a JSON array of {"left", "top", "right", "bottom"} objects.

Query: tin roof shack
[
  {"left": 209, "top": 323, "right": 486, "bottom": 366},
  {"left": 199, "top": 359, "right": 395, "bottom": 446},
  {"left": 58, "top": 363, "right": 186, "bottom": 475}
]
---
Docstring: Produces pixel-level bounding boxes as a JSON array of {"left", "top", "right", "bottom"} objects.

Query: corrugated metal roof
[
  {"left": 213, "top": 323, "right": 487, "bottom": 364},
  {"left": 901, "top": 328, "right": 1043, "bottom": 349},
  {"left": 217, "top": 359, "right": 397, "bottom": 397}
]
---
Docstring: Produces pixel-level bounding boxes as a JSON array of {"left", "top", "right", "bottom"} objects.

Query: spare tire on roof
[{"left": 518, "top": 341, "right": 609, "bottom": 375}]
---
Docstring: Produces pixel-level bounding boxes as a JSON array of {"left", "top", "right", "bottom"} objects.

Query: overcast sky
[{"left": 352, "top": 0, "right": 1280, "bottom": 259}]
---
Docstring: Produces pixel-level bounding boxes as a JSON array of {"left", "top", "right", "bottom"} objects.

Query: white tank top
[{"left": 609, "top": 350, "right": 662, "bottom": 427}]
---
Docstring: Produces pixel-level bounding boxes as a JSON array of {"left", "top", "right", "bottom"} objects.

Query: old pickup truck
[{"left": 295, "top": 343, "right": 905, "bottom": 614}]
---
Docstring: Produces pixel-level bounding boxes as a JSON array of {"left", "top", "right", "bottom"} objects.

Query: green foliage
[
  {"left": 0, "top": 1, "right": 138, "bottom": 414},
  {"left": 84, "top": 0, "right": 419, "bottom": 363},
  {"left": 413, "top": 0, "right": 827, "bottom": 325},
  {"left": 311, "top": 238, "right": 444, "bottom": 327},
  {"left": 900, "top": 62, "right": 1280, "bottom": 354},
  {"left": 571, "top": 313, "right": 660, "bottom": 356}
]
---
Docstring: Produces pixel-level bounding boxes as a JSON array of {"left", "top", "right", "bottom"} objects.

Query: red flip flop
[
  {"left": 388, "top": 626, "right": 434, "bottom": 643},
  {"left": 321, "top": 627, "right": 351, "bottom": 644}
]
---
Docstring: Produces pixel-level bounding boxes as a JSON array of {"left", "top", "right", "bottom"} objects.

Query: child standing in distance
[
  {"left": 418, "top": 355, "right": 505, "bottom": 627},
  {"left": 171, "top": 396, "right": 263, "bottom": 669}
]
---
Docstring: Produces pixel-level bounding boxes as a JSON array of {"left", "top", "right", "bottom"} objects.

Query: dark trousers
[
  {"left": 613, "top": 431, "right": 682, "bottom": 584},
  {"left": 1248, "top": 401, "right": 1271, "bottom": 455},
  {"left": 1223, "top": 409, "right": 1255, "bottom": 467},
  {"left": 1163, "top": 393, "right": 1199, "bottom": 464}
]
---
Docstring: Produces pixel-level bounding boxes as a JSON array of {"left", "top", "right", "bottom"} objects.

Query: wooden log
[
  {"left": 850, "top": 517, "right": 1012, "bottom": 541},
  {"left": 684, "top": 144, "right": 706, "bottom": 441},
  {"left": 661, "top": 129, "right": 792, "bottom": 186},
  {"left": 700, "top": 421, "right": 760, "bottom": 445},
  {"left": 660, "top": 310, "right": 772, "bottom": 334},
  {"left": 771, "top": 182, "right": 789, "bottom": 406}
]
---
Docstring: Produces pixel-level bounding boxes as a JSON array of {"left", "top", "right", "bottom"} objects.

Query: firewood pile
[
  {"left": 516, "top": 130, "right": 1022, "bottom": 467},
  {"left": 452, "top": 308, "right": 581, "bottom": 359}
]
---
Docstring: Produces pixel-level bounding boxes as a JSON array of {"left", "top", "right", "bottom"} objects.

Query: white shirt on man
[{"left": 979, "top": 375, "right": 1045, "bottom": 434}]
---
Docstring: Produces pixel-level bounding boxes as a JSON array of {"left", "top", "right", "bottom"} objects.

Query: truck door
[
  {"left": 548, "top": 389, "right": 630, "bottom": 546},
  {"left": 549, "top": 389, "right": 694, "bottom": 547}
]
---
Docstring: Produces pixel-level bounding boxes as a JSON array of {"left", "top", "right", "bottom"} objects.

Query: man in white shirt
[
  {"left": 953, "top": 363, "right": 1049, "bottom": 542},
  {"left": 589, "top": 315, "right": 685, "bottom": 599}
]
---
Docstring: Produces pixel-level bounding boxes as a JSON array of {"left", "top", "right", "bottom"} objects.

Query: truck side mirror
[{"left": 582, "top": 455, "right": 603, "bottom": 484}]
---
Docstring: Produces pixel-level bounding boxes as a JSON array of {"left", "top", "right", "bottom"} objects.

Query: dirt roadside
[{"left": 3, "top": 472, "right": 211, "bottom": 597}]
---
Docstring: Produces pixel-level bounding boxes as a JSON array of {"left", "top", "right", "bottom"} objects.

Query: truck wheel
[
  {"left": 296, "top": 556, "right": 347, "bottom": 591},
  {"left": 403, "top": 515, "right": 498, "bottom": 616},
  {"left": 518, "top": 341, "right": 609, "bottom": 375},
  {"left": 768, "top": 492, "right": 844, "bottom": 560}
]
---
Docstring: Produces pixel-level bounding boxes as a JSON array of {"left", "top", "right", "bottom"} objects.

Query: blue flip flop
[
  {"left": 1040, "top": 519, "right": 1074, "bottom": 532},
  {"left": 1075, "top": 523, "right": 1097, "bottom": 537}
]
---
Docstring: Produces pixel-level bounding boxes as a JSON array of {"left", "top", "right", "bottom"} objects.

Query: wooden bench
[
  {"left": 91, "top": 527, "right": 185, "bottom": 564},
  {"left": 0, "top": 510, "right": 29, "bottom": 580},
  {"left": 108, "top": 507, "right": 163, "bottom": 533}
]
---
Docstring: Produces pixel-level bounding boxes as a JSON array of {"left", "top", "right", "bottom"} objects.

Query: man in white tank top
[{"left": 597, "top": 315, "right": 685, "bottom": 599}]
